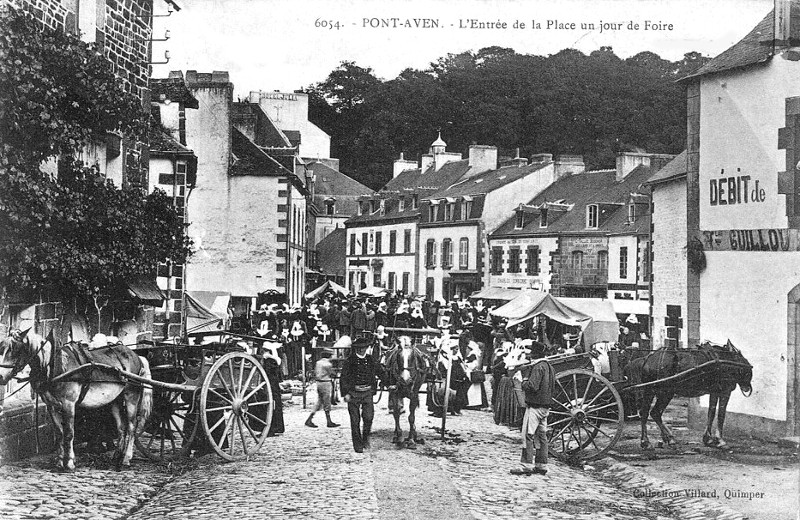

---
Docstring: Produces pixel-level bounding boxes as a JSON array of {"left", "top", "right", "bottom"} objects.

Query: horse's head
[
  {"left": 0, "top": 328, "right": 34, "bottom": 384},
  {"left": 726, "top": 341, "right": 754, "bottom": 396},
  {"left": 391, "top": 336, "right": 427, "bottom": 386}
]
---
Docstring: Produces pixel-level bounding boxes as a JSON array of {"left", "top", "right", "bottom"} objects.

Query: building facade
[
  {"left": 344, "top": 134, "right": 472, "bottom": 294},
  {"left": 489, "top": 153, "right": 671, "bottom": 322},
  {"left": 643, "top": 152, "right": 688, "bottom": 350},
  {"left": 417, "top": 152, "right": 585, "bottom": 302},
  {"left": 183, "top": 71, "right": 310, "bottom": 308},
  {"left": 148, "top": 72, "right": 199, "bottom": 340},
  {"left": 683, "top": 0, "right": 800, "bottom": 437}
]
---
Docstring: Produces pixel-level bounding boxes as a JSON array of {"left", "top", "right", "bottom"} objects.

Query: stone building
[
  {"left": 183, "top": 71, "right": 310, "bottom": 309},
  {"left": 489, "top": 152, "right": 672, "bottom": 322},
  {"left": 681, "top": 0, "right": 800, "bottom": 437},
  {"left": 0, "top": 0, "right": 174, "bottom": 461},
  {"left": 417, "top": 152, "right": 584, "bottom": 302},
  {"left": 148, "top": 72, "right": 199, "bottom": 340}
]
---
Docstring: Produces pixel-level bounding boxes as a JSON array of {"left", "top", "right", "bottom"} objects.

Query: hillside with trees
[{"left": 306, "top": 46, "right": 709, "bottom": 190}]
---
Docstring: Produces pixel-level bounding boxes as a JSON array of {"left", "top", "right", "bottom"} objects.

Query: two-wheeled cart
[{"left": 130, "top": 336, "right": 275, "bottom": 461}]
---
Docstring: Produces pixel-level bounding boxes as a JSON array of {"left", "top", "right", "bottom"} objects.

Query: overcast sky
[{"left": 151, "top": 0, "right": 774, "bottom": 96}]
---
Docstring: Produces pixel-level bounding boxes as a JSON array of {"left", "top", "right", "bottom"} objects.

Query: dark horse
[
  {"left": 623, "top": 341, "right": 752, "bottom": 451},
  {"left": 0, "top": 329, "right": 152, "bottom": 471},
  {"left": 382, "top": 335, "right": 431, "bottom": 448}
]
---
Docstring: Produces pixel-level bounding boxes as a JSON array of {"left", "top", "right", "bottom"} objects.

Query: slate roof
[
  {"left": 309, "top": 161, "right": 372, "bottom": 217},
  {"left": 316, "top": 227, "right": 347, "bottom": 276},
  {"left": 492, "top": 164, "right": 656, "bottom": 238},
  {"left": 348, "top": 159, "right": 472, "bottom": 224},
  {"left": 383, "top": 159, "right": 470, "bottom": 193},
  {"left": 424, "top": 160, "right": 552, "bottom": 200},
  {"left": 150, "top": 77, "right": 199, "bottom": 109},
  {"left": 229, "top": 128, "right": 309, "bottom": 195},
  {"left": 149, "top": 129, "right": 195, "bottom": 156},
  {"left": 681, "top": 9, "right": 776, "bottom": 81},
  {"left": 643, "top": 151, "right": 688, "bottom": 185},
  {"left": 232, "top": 103, "right": 293, "bottom": 148},
  {"left": 284, "top": 130, "right": 301, "bottom": 148}
]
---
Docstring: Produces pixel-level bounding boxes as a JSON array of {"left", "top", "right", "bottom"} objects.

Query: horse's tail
[{"left": 136, "top": 355, "right": 153, "bottom": 431}]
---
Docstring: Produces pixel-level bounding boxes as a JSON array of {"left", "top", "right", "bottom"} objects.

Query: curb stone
[{"left": 594, "top": 459, "right": 747, "bottom": 520}]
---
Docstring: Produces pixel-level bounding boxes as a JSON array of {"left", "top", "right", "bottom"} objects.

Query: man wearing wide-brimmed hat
[
  {"left": 511, "top": 341, "right": 554, "bottom": 476},
  {"left": 340, "top": 335, "right": 379, "bottom": 452}
]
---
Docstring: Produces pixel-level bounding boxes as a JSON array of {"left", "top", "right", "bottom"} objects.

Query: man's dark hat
[{"left": 352, "top": 336, "right": 372, "bottom": 350}]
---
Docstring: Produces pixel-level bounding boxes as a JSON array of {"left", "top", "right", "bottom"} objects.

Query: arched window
[
  {"left": 571, "top": 250, "right": 584, "bottom": 270},
  {"left": 598, "top": 250, "right": 608, "bottom": 272}
]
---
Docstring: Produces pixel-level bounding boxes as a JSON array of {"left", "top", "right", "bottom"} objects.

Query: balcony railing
[{"left": 558, "top": 267, "right": 607, "bottom": 286}]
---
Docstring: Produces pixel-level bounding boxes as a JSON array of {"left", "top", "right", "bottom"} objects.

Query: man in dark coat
[
  {"left": 511, "top": 341, "right": 555, "bottom": 475},
  {"left": 339, "top": 336, "right": 379, "bottom": 452}
]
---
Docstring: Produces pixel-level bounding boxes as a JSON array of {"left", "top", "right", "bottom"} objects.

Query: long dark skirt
[{"left": 493, "top": 375, "right": 523, "bottom": 427}]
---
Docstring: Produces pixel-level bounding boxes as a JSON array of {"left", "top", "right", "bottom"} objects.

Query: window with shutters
[
  {"left": 389, "top": 231, "right": 397, "bottom": 254},
  {"left": 361, "top": 232, "right": 368, "bottom": 255},
  {"left": 402, "top": 272, "right": 410, "bottom": 293},
  {"left": 459, "top": 238, "right": 469, "bottom": 269},
  {"left": 388, "top": 272, "right": 396, "bottom": 291},
  {"left": 426, "top": 239, "right": 437, "bottom": 268},
  {"left": 404, "top": 229, "right": 412, "bottom": 253},
  {"left": 349, "top": 234, "right": 356, "bottom": 255},
  {"left": 508, "top": 248, "right": 521, "bottom": 273},
  {"left": 375, "top": 231, "right": 382, "bottom": 254},
  {"left": 526, "top": 246, "right": 540, "bottom": 275},
  {"left": 442, "top": 238, "right": 453, "bottom": 268}
]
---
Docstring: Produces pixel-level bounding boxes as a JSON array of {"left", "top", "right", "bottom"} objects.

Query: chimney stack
[
  {"left": 508, "top": 148, "right": 528, "bottom": 167},
  {"left": 393, "top": 152, "right": 417, "bottom": 178},
  {"left": 467, "top": 145, "right": 498, "bottom": 175},
  {"left": 615, "top": 152, "right": 675, "bottom": 181},
  {"left": 555, "top": 155, "right": 585, "bottom": 179}
]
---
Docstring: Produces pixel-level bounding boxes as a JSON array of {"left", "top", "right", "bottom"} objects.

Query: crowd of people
[{"left": 248, "top": 288, "right": 643, "bottom": 473}]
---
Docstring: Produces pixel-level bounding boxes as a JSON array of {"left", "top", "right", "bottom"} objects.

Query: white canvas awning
[{"left": 492, "top": 293, "right": 618, "bottom": 346}]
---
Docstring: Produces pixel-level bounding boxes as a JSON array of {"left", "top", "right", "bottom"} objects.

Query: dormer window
[
  {"left": 399, "top": 198, "right": 405, "bottom": 212},
  {"left": 463, "top": 199, "right": 473, "bottom": 219},
  {"left": 515, "top": 211, "right": 524, "bottom": 229},
  {"left": 379, "top": 199, "right": 386, "bottom": 216},
  {"left": 429, "top": 204, "right": 439, "bottom": 222},
  {"left": 445, "top": 202, "right": 455, "bottom": 221},
  {"left": 412, "top": 195, "right": 419, "bottom": 209},
  {"left": 587, "top": 204, "right": 599, "bottom": 229},
  {"left": 370, "top": 200, "right": 379, "bottom": 213},
  {"left": 325, "top": 200, "right": 335, "bottom": 216},
  {"left": 539, "top": 208, "right": 548, "bottom": 228},
  {"left": 628, "top": 204, "right": 636, "bottom": 223}
]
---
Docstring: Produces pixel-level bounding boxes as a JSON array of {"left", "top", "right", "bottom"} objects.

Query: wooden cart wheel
[
  {"left": 199, "top": 352, "right": 274, "bottom": 461},
  {"left": 135, "top": 385, "right": 198, "bottom": 461},
  {"left": 547, "top": 368, "right": 624, "bottom": 461}
]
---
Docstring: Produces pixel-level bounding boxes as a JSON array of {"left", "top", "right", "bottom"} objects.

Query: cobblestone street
[{"left": 0, "top": 385, "right": 765, "bottom": 520}]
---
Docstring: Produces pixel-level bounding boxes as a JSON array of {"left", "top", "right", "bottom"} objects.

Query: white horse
[{"left": 0, "top": 329, "right": 152, "bottom": 471}]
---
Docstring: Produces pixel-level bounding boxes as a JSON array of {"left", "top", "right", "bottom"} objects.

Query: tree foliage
[
  {"left": 307, "top": 47, "right": 711, "bottom": 190},
  {"left": 0, "top": 7, "right": 191, "bottom": 298}
]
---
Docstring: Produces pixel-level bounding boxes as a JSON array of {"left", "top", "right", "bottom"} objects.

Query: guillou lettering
[
  {"left": 729, "top": 229, "right": 791, "bottom": 251},
  {"left": 709, "top": 168, "right": 765, "bottom": 206}
]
